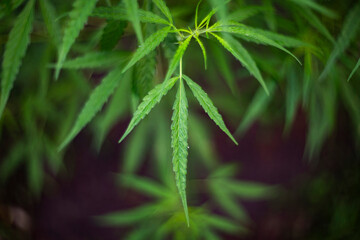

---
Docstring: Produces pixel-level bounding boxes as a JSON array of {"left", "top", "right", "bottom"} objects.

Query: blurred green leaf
[{"left": 59, "top": 67, "right": 125, "bottom": 150}]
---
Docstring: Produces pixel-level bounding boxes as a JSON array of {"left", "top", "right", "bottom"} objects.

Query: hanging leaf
[
  {"left": 211, "top": 33, "right": 268, "bottom": 94},
  {"left": 0, "top": 0, "right": 34, "bottom": 118},
  {"left": 119, "top": 76, "right": 179, "bottom": 143},
  {"left": 211, "top": 22, "right": 301, "bottom": 64},
  {"left": 183, "top": 75, "right": 238, "bottom": 145},
  {"left": 193, "top": 35, "right": 207, "bottom": 69},
  {"left": 171, "top": 79, "right": 190, "bottom": 226},
  {"left": 55, "top": 0, "right": 98, "bottom": 79}
]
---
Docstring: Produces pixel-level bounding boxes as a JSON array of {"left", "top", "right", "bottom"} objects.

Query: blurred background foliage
[{"left": 0, "top": 0, "right": 360, "bottom": 239}]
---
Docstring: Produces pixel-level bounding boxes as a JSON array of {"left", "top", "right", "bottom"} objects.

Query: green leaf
[
  {"left": 201, "top": 214, "right": 243, "bottom": 234},
  {"left": 289, "top": 0, "right": 337, "bottom": 18},
  {"left": 59, "top": 67, "right": 124, "bottom": 150},
  {"left": 55, "top": 0, "right": 98, "bottom": 79},
  {"left": 119, "top": 76, "right": 179, "bottom": 143},
  {"left": 183, "top": 75, "right": 238, "bottom": 145},
  {"left": 171, "top": 79, "right": 190, "bottom": 226},
  {"left": 193, "top": 35, "right": 207, "bottom": 70},
  {"left": 318, "top": 2, "right": 360, "bottom": 81},
  {"left": 39, "top": 0, "right": 61, "bottom": 46},
  {"left": 92, "top": 6, "right": 169, "bottom": 25},
  {"left": 210, "top": 180, "right": 249, "bottom": 221},
  {"left": 211, "top": 33, "right": 268, "bottom": 95},
  {"left": 163, "top": 36, "right": 192, "bottom": 82},
  {"left": 100, "top": 20, "right": 127, "bottom": 51},
  {"left": 0, "top": 0, "right": 34, "bottom": 118},
  {"left": 212, "top": 22, "right": 301, "bottom": 64},
  {"left": 122, "top": 26, "right": 171, "bottom": 73},
  {"left": 55, "top": 51, "right": 129, "bottom": 69},
  {"left": 97, "top": 204, "right": 158, "bottom": 226},
  {"left": 235, "top": 81, "right": 276, "bottom": 135},
  {"left": 226, "top": 180, "right": 276, "bottom": 199},
  {"left": 348, "top": 58, "right": 360, "bottom": 81},
  {"left": 124, "top": 0, "right": 143, "bottom": 43},
  {"left": 93, "top": 70, "right": 131, "bottom": 149},
  {"left": 152, "top": 0, "right": 173, "bottom": 24},
  {"left": 119, "top": 174, "right": 171, "bottom": 198}
]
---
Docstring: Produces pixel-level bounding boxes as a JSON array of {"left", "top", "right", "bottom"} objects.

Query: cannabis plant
[{"left": 1, "top": 0, "right": 360, "bottom": 238}]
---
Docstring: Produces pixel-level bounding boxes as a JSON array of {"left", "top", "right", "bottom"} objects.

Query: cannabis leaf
[
  {"left": 194, "top": 35, "right": 207, "bottom": 69},
  {"left": 171, "top": 79, "right": 190, "bottom": 226},
  {"left": 122, "top": 26, "right": 171, "bottom": 73},
  {"left": 211, "top": 33, "right": 268, "bottom": 94},
  {"left": 55, "top": 0, "right": 98, "bottom": 79},
  {"left": 212, "top": 22, "right": 301, "bottom": 64},
  {"left": 0, "top": 0, "right": 34, "bottom": 118},
  {"left": 183, "top": 75, "right": 238, "bottom": 145},
  {"left": 59, "top": 67, "right": 125, "bottom": 150},
  {"left": 119, "top": 76, "right": 179, "bottom": 143}
]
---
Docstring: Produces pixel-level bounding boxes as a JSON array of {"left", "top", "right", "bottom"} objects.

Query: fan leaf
[
  {"left": 183, "top": 75, "right": 238, "bottom": 145},
  {"left": 171, "top": 79, "right": 190, "bottom": 226},
  {"left": 212, "top": 22, "right": 301, "bottom": 64}
]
